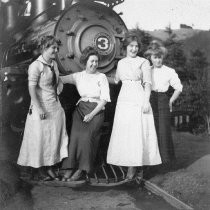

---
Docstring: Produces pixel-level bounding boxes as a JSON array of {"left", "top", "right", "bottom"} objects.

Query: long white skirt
[
  {"left": 17, "top": 101, "right": 68, "bottom": 168},
  {"left": 107, "top": 81, "right": 162, "bottom": 166}
]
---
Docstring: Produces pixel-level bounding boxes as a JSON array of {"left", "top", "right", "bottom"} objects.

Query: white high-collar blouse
[
  {"left": 151, "top": 65, "right": 183, "bottom": 92},
  {"left": 61, "top": 70, "right": 111, "bottom": 104}
]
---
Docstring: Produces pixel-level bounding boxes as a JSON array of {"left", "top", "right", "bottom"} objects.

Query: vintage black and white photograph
[{"left": 0, "top": 0, "right": 210, "bottom": 209}]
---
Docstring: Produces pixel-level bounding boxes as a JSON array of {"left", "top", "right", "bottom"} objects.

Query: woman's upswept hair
[
  {"left": 122, "top": 31, "right": 142, "bottom": 50},
  {"left": 144, "top": 40, "right": 168, "bottom": 59},
  {"left": 39, "top": 35, "right": 60, "bottom": 51},
  {"left": 80, "top": 46, "right": 100, "bottom": 65}
]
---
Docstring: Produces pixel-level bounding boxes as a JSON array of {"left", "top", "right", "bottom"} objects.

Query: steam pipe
[
  {"left": 31, "top": 0, "right": 48, "bottom": 25},
  {"left": 4, "top": 1, "right": 19, "bottom": 32}
]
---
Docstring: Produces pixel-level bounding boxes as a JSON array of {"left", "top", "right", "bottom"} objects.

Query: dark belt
[{"left": 151, "top": 91, "right": 167, "bottom": 95}]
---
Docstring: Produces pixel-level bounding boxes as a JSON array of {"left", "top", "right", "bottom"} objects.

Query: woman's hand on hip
[
  {"left": 83, "top": 113, "right": 94, "bottom": 123},
  {"left": 143, "top": 101, "right": 150, "bottom": 113}
]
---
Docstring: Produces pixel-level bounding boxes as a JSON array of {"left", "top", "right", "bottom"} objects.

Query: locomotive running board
[
  {"left": 28, "top": 178, "right": 134, "bottom": 188},
  {"left": 21, "top": 164, "right": 136, "bottom": 188}
]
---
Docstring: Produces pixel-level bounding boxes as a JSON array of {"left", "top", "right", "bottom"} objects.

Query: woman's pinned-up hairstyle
[
  {"left": 144, "top": 40, "right": 168, "bottom": 59},
  {"left": 39, "top": 35, "right": 61, "bottom": 51},
  {"left": 122, "top": 31, "right": 142, "bottom": 50},
  {"left": 79, "top": 46, "right": 100, "bottom": 66}
]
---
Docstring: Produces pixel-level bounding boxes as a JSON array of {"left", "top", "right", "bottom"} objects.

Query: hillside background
[{"left": 148, "top": 28, "right": 210, "bottom": 63}]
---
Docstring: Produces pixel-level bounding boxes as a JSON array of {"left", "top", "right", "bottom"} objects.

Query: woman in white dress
[
  {"left": 17, "top": 36, "right": 68, "bottom": 180},
  {"left": 60, "top": 47, "right": 110, "bottom": 181},
  {"left": 106, "top": 32, "right": 162, "bottom": 179}
]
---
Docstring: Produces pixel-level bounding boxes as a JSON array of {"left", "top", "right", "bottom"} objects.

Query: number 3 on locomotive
[
  {"left": 94, "top": 32, "right": 112, "bottom": 55},
  {"left": 97, "top": 37, "right": 109, "bottom": 50}
]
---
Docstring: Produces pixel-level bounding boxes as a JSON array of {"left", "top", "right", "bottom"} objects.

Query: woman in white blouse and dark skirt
[
  {"left": 144, "top": 40, "right": 183, "bottom": 164},
  {"left": 60, "top": 46, "right": 110, "bottom": 181}
]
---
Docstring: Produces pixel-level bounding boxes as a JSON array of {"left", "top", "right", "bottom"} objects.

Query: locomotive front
[
  {"left": 0, "top": 0, "right": 127, "bottom": 131},
  {"left": 54, "top": 1, "right": 127, "bottom": 74}
]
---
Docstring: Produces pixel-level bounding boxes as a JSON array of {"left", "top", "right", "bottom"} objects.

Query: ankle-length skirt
[
  {"left": 17, "top": 101, "right": 68, "bottom": 168},
  {"left": 107, "top": 80, "right": 162, "bottom": 166},
  {"left": 150, "top": 91, "right": 175, "bottom": 163},
  {"left": 62, "top": 101, "right": 104, "bottom": 173}
]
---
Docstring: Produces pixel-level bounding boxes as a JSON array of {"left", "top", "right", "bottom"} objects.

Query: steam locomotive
[
  {"left": 0, "top": 0, "right": 132, "bottom": 184},
  {"left": 0, "top": 0, "right": 127, "bottom": 130}
]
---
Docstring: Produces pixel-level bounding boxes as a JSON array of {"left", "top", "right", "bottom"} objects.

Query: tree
[
  {"left": 188, "top": 49, "right": 208, "bottom": 82},
  {"left": 184, "top": 49, "right": 210, "bottom": 134},
  {"left": 163, "top": 30, "right": 210, "bottom": 134},
  {"left": 164, "top": 35, "right": 187, "bottom": 72}
]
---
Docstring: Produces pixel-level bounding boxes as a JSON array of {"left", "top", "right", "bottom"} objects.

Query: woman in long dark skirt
[
  {"left": 144, "top": 41, "right": 183, "bottom": 164},
  {"left": 60, "top": 47, "right": 110, "bottom": 181}
]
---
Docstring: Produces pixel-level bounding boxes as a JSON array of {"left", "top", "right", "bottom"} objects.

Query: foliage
[
  {"left": 163, "top": 27, "right": 187, "bottom": 71},
  {"left": 185, "top": 49, "right": 210, "bottom": 134},
  {"left": 181, "top": 80, "right": 207, "bottom": 134},
  {"left": 165, "top": 41, "right": 187, "bottom": 71},
  {"left": 188, "top": 49, "right": 208, "bottom": 81},
  {"left": 163, "top": 26, "right": 210, "bottom": 134}
]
